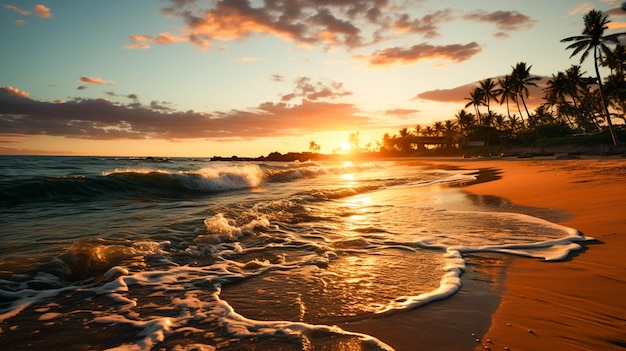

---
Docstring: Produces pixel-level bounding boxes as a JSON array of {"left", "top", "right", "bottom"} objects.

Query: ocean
[{"left": 0, "top": 156, "right": 589, "bottom": 350}]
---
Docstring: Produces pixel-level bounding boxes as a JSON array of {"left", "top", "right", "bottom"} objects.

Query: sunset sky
[{"left": 2, "top": 0, "right": 626, "bottom": 157}]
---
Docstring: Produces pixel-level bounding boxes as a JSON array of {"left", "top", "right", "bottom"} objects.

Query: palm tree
[
  {"left": 479, "top": 78, "right": 498, "bottom": 116},
  {"left": 398, "top": 127, "right": 412, "bottom": 153},
  {"left": 496, "top": 75, "right": 517, "bottom": 122},
  {"left": 561, "top": 9, "right": 626, "bottom": 145},
  {"left": 414, "top": 124, "right": 423, "bottom": 136},
  {"left": 443, "top": 120, "right": 458, "bottom": 147},
  {"left": 433, "top": 121, "right": 444, "bottom": 137},
  {"left": 565, "top": 65, "right": 600, "bottom": 131},
  {"left": 464, "top": 87, "right": 484, "bottom": 124},
  {"left": 309, "top": 141, "right": 321, "bottom": 153},
  {"left": 511, "top": 62, "right": 541, "bottom": 126},
  {"left": 455, "top": 109, "right": 476, "bottom": 139},
  {"left": 603, "top": 45, "right": 626, "bottom": 121},
  {"left": 544, "top": 72, "right": 577, "bottom": 128}
]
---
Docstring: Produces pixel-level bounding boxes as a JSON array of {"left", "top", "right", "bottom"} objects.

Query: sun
[{"left": 340, "top": 142, "right": 351, "bottom": 153}]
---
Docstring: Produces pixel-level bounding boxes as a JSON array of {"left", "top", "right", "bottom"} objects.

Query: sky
[{"left": 2, "top": 0, "right": 626, "bottom": 157}]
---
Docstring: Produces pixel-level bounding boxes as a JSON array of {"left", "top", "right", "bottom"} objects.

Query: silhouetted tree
[
  {"left": 309, "top": 141, "right": 321, "bottom": 153},
  {"left": 562, "top": 9, "right": 626, "bottom": 145},
  {"left": 479, "top": 78, "right": 498, "bottom": 117},
  {"left": 465, "top": 87, "right": 484, "bottom": 124},
  {"left": 511, "top": 62, "right": 541, "bottom": 126}
]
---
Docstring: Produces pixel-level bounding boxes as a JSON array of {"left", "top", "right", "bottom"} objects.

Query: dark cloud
[
  {"left": 414, "top": 83, "right": 478, "bottom": 103},
  {"left": 0, "top": 82, "right": 370, "bottom": 141},
  {"left": 392, "top": 9, "right": 454, "bottom": 38},
  {"left": 127, "top": 1, "right": 534, "bottom": 70},
  {"left": 463, "top": 10, "right": 535, "bottom": 38},
  {"left": 355, "top": 42, "right": 482, "bottom": 67},
  {"left": 416, "top": 75, "right": 550, "bottom": 108},
  {"left": 281, "top": 77, "right": 352, "bottom": 101},
  {"left": 106, "top": 91, "right": 140, "bottom": 100},
  {"left": 126, "top": 0, "right": 413, "bottom": 50}
]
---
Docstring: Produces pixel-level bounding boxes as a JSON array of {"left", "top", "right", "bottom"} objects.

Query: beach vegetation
[
  {"left": 309, "top": 140, "right": 321, "bottom": 153},
  {"left": 357, "top": 9, "right": 626, "bottom": 157},
  {"left": 561, "top": 9, "right": 626, "bottom": 145}
]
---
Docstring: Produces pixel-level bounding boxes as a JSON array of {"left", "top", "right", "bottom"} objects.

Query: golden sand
[{"left": 448, "top": 157, "right": 626, "bottom": 351}]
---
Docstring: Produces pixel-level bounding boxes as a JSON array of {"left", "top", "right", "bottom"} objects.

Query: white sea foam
[
  {"left": 0, "top": 157, "right": 595, "bottom": 350},
  {"left": 102, "top": 164, "right": 263, "bottom": 192}
]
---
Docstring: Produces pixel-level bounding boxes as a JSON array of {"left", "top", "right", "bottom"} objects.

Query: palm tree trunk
[
  {"left": 520, "top": 93, "right": 532, "bottom": 122},
  {"left": 594, "top": 47, "right": 620, "bottom": 145}
]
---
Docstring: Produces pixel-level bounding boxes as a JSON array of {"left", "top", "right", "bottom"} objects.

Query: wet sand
[
  {"left": 447, "top": 157, "right": 626, "bottom": 351},
  {"left": 348, "top": 156, "right": 626, "bottom": 350}
]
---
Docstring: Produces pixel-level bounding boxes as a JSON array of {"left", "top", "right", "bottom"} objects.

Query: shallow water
[{"left": 0, "top": 156, "right": 589, "bottom": 350}]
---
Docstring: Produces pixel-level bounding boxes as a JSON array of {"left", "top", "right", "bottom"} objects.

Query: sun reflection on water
[{"left": 341, "top": 160, "right": 355, "bottom": 181}]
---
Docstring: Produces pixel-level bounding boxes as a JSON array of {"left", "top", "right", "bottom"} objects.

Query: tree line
[{"left": 314, "top": 10, "right": 626, "bottom": 156}]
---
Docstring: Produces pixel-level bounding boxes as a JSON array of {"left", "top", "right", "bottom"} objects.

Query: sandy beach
[
  {"left": 445, "top": 157, "right": 626, "bottom": 351},
  {"left": 348, "top": 156, "right": 626, "bottom": 351}
]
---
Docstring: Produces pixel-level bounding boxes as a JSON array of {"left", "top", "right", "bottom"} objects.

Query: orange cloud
[
  {"left": 129, "top": 0, "right": 395, "bottom": 50},
  {"left": 3, "top": 4, "right": 52, "bottom": 19},
  {"left": 125, "top": 32, "right": 204, "bottom": 50},
  {"left": 238, "top": 57, "right": 259, "bottom": 62},
  {"left": 569, "top": 3, "right": 594, "bottom": 15},
  {"left": 79, "top": 76, "right": 115, "bottom": 85},
  {"left": 384, "top": 109, "right": 420, "bottom": 116},
  {"left": 355, "top": 42, "right": 482, "bottom": 67},
  {"left": 3, "top": 86, "right": 30, "bottom": 98},
  {"left": 34, "top": 4, "right": 52, "bottom": 18},
  {"left": 607, "top": 21, "right": 626, "bottom": 29},
  {"left": 3, "top": 4, "right": 31, "bottom": 15}
]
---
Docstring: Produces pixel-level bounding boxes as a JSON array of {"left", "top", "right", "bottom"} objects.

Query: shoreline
[
  {"left": 347, "top": 156, "right": 626, "bottom": 350},
  {"left": 437, "top": 157, "right": 626, "bottom": 350}
]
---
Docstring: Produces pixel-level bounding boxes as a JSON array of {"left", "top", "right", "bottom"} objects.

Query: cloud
[
  {"left": 384, "top": 109, "right": 420, "bottom": 119},
  {"left": 4, "top": 86, "right": 30, "bottom": 98},
  {"left": 416, "top": 75, "right": 550, "bottom": 108},
  {"left": 569, "top": 3, "right": 594, "bottom": 15},
  {"left": 463, "top": 10, "right": 535, "bottom": 38},
  {"left": 608, "top": 21, "right": 626, "bottom": 29},
  {"left": 606, "top": 6, "right": 626, "bottom": 17},
  {"left": 238, "top": 57, "right": 259, "bottom": 62},
  {"left": 392, "top": 9, "right": 454, "bottom": 38},
  {"left": 3, "top": 4, "right": 31, "bottom": 15},
  {"left": 271, "top": 74, "right": 284, "bottom": 82},
  {"left": 281, "top": 77, "right": 352, "bottom": 102},
  {"left": 4, "top": 3, "right": 52, "bottom": 19},
  {"left": 128, "top": 0, "right": 463, "bottom": 50},
  {"left": 79, "top": 76, "right": 115, "bottom": 85},
  {"left": 125, "top": 33, "right": 189, "bottom": 50},
  {"left": 33, "top": 4, "right": 52, "bottom": 18},
  {"left": 354, "top": 42, "right": 482, "bottom": 67},
  {"left": 0, "top": 82, "right": 372, "bottom": 141},
  {"left": 414, "top": 83, "right": 479, "bottom": 104}
]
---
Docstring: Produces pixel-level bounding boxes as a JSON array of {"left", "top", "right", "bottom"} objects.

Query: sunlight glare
[
  {"left": 340, "top": 142, "right": 351, "bottom": 153},
  {"left": 341, "top": 173, "right": 355, "bottom": 181}
]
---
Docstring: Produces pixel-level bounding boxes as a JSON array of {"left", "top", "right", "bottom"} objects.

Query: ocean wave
[{"left": 0, "top": 165, "right": 264, "bottom": 205}]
